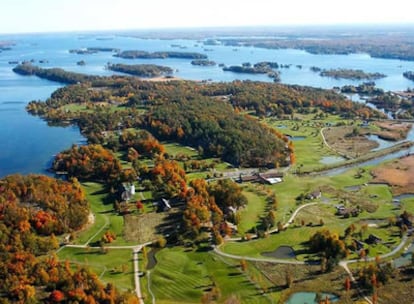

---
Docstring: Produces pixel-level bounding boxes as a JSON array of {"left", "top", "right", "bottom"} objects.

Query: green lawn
[
  {"left": 221, "top": 170, "right": 403, "bottom": 261},
  {"left": 147, "top": 247, "right": 268, "bottom": 304},
  {"left": 237, "top": 190, "right": 267, "bottom": 235},
  {"left": 74, "top": 182, "right": 136, "bottom": 246},
  {"left": 265, "top": 114, "right": 349, "bottom": 172},
  {"left": 57, "top": 247, "right": 135, "bottom": 292},
  {"left": 163, "top": 142, "right": 198, "bottom": 158}
]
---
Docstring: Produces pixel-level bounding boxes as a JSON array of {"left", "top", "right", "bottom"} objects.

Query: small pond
[
  {"left": 344, "top": 185, "right": 361, "bottom": 192},
  {"left": 290, "top": 136, "right": 306, "bottom": 141},
  {"left": 393, "top": 242, "right": 414, "bottom": 268},
  {"left": 262, "top": 246, "right": 296, "bottom": 259},
  {"left": 286, "top": 292, "right": 339, "bottom": 304},
  {"left": 319, "top": 155, "right": 345, "bottom": 165},
  {"left": 393, "top": 194, "right": 414, "bottom": 201},
  {"left": 146, "top": 248, "right": 159, "bottom": 270},
  {"left": 393, "top": 193, "right": 414, "bottom": 207}
]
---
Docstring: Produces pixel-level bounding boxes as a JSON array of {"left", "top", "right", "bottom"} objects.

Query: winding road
[
  {"left": 57, "top": 211, "right": 153, "bottom": 303},
  {"left": 214, "top": 200, "right": 412, "bottom": 304}
]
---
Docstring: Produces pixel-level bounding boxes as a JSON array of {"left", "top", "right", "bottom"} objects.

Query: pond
[
  {"left": 344, "top": 185, "right": 361, "bottom": 192},
  {"left": 146, "top": 248, "right": 159, "bottom": 270},
  {"left": 288, "top": 136, "right": 307, "bottom": 141},
  {"left": 393, "top": 194, "right": 414, "bottom": 201},
  {"left": 393, "top": 241, "right": 414, "bottom": 268},
  {"left": 285, "top": 292, "right": 339, "bottom": 304},
  {"left": 262, "top": 246, "right": 296, "bottom": 259}
]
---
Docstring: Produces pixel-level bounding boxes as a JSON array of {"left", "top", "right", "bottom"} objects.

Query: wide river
[{"left": 1, "top": 31, "right": 414, "bottom": 177}]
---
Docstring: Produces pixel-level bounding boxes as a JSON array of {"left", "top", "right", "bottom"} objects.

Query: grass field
[
  {"left": 57, "top": 247, "right": 135, "bottom": 292},
  {"left": 146, "top": 247, "right": 269, "bottom": 304},
  {"left": 237, "top": 190, "right": 268, "bottom": 235},
  {"left": 74, "top": 182, "right": 136, "bottom": 246},
  {"left": 265, "top": 114, "right": 348, "bottom": 172},
  {"left": 162, "top": 142, "right": 198, "bottom": 158},
  {"left": 221, "top": 167, "right": 404, "bottom": 261}
]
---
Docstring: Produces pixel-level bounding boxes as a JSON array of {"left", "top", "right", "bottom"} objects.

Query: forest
[
  {"left": 0, "top": 175, "right": 138, "bottom": 303},
  {"left": 190, "top": 59, "right": 216, "bottom": 66},
  {"left": 403, "top": 71, "right": 414, "bottom": 81},
  {"left": 21, "top": 66, "right": 383, "bottom": 166},
  {"left": 223, "top": 62, "right": 281, "bottom": 82},
  {"left": 107, "top": 63, "right": 173, "bottom": 77},
  {"left": 13, "top": 63, "right": 98, "bottom": 84},
  {"left": 114, "top": 50, "right": 207, "bottom": 59},
  {"left": 218, "top": 31, "right": 414, "bottom": 61},
  {"left": 144, "top": 95, "right": 290, "bottom": 167},
  {"left": 319, "top": 68, "right": 385, "bottom": 80}
]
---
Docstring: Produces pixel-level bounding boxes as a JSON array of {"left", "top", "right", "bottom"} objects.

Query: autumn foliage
[
  {"left": 151, "top": 159, "right": 187, "bottom": 199},
  {"left": 53, "top": 144, "right": 122, "bottom": 183},
  {"left": 0, "top": 174, "right": 104, "bottom": 303},
  {"left": 182, "top": 178, "right": 246, "bottom": 238}
]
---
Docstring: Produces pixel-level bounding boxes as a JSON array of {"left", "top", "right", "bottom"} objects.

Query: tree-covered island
[
  {"left": 114, "top": 50, "right": 207, "bottom": 59},
  {"left": 320, "top": 68, "right": 386, "bottom": 80},
  {"left": 107, "top": 63, "right": 173, "bottom": 78}
]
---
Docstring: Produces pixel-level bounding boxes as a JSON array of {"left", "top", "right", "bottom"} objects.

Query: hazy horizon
[{"left": 1, "top": 0, "right": 413, "bottom": 35}]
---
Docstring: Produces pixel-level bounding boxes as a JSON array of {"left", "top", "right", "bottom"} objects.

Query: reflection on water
[{"left": 286, "top": 292, "right": 339, "bottom": 304}]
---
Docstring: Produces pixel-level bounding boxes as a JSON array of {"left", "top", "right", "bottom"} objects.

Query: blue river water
[{"left": 1, "top": 31, "right": 414, "bottom": 177}]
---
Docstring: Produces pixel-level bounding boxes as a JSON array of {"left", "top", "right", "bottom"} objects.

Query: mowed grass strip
[
  {"left": 150, "top": 249, "right": 209, "bottom": 302},
  {"left": 74, "top": 182, "right": 112, "bottom": 245},
  {"left": 150, "top": 247, "right": 266, "bottom": 303},
  {"left": 237, "top": 191, "right": 267, "bottom": 235}
]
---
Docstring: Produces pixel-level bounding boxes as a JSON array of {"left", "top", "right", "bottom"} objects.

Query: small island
[
  {"left": 107, "top": 63, "right": 173, "bottom": 78},
  {"left": 320, "top": 68, "right": 386, "bottom": 80},
  {"left": 223, "top": 61, "right": 281, "bottom": 82},
  {"left": 13, "top": 63, "right": 97, "bottom": 84},
  {"left": 191, "top": 59, "right": 216, "bottom": 66},
  {"left": 340, "top": 82, "right": 384, "bottom": 95},
  {"left": 0, "top": 41, "right": 14, "bottom": 51},
  {"left": 69, "top": 47, "right": 120, "bottom": 54},
  {"left": 77, "top": 60, "right": 86, "bottom": 66},
  {"left": 403, "top": 71, "right": 414, "bottom": 82},
  {"left": 114, "top": 50, "right": 207, "bottom": 60},
  {"left": 310, "top": 66, "right": 322, "bottom": 72}
]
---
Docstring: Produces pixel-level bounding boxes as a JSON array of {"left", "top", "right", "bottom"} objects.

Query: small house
[
  {"left": 367, "top": 234, "right": 382, "bottom": 244},
  {"left": 238, "top": 174, "right": 260, "bottom": 183},
  {"left": 307, "top": 190, "right": 322, "bottom": 200},
  {"left": 156, "top": 198, "right": 171, "bottom": 212},
  {"left": 353, "top": 239, "right": 365, "bottom": 250},
  {"left": 258, "top": 172, "right": 284, "bottom": 185}
]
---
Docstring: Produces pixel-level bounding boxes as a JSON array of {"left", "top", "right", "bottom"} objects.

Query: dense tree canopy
[
  {"left": 20, "top": 67, "right": 384, "bottom": 167},
  {"left": 52, "top": 144, "right": 122, "bottom": 183},
  {"left": 107, "top": 63, "right": 173, "bottom": 78},
  {"left": 182, "top": 178, "right": 246, "bottom": 239},
  {"left": 0, "top": 175, "right": 132, "bottom": 303},
  {"left": 145, "top": 96, "right": 289, "bottom": 167}
]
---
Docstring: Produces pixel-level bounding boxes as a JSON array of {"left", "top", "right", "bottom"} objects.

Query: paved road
[
  {"left": 133, "top": 246, "right": 145, "bottom": 304},
  {"left": 57, "top": 211, "right": 153, "bottom": 303},
  {"left": 214, "top": 199, "right": 411, "bottom": 304},
  {"left": 213, "top": 246, "right": 305, "bottom": 265}
]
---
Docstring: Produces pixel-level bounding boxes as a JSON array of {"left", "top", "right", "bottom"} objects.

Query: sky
[{"left": 0, "top": 0, "right": 413, "bottom": 34}]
